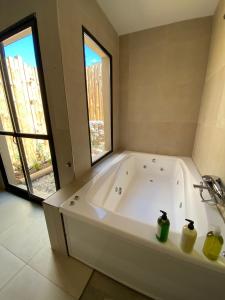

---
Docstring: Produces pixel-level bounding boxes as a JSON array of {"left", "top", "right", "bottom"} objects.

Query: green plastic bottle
[
  {"left": 156, "top": 210, "right": 170, "bottom": 242},
  {"left": 203, "top": 227, "right": 224, "bottom": 261}
]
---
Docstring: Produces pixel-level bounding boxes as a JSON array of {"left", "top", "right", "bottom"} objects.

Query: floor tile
[
  {"left": 29, "top": 247, "right": 93, "bottom": 299},
  {"left": 0, "top": 246, "right": 24, "bottom": 290},
  {"left": 0, "top": 214, "right": 49, "bottom": 262},
  {"left": 0, "top": 192, "right": 43, "bottom": 234},
  {"left": 0, "top": 266, "right": 74, "bottom": 300},
  {"left": 80, "top": 271, "right": 152, "bottom": 300}
]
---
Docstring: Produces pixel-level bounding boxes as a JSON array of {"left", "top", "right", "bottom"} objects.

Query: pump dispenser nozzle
[
  {"left": 185, "top": 219, "right": 194, "bottom": 230},
  {"left": 160, "top": 210, "right": 168, "bottom": 220}
]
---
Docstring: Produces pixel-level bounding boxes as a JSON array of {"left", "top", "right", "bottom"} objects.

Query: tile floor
[{"left": 0, "top": 191, "right": 152, "bottom": 300}]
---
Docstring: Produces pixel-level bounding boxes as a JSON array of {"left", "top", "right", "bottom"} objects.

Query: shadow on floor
[{"left": 80, "top": 271, "right": 153, "bottom": 300}]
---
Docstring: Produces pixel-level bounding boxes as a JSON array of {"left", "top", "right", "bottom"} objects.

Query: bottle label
[{"left": 157, "top": 224, "right": 161, "bottom": 238}]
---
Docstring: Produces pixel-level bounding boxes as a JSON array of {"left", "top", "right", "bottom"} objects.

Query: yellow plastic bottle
[
  {"left": 180, "top": 219, "right": 197, "bottom": 253},
  {"left": 203, "top": 227, "right": 224, "bottom": 261}
]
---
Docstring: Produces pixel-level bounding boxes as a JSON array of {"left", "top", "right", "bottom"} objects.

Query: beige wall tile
[
  {"left": 123, "top": 121, "right": 196, "bottom": 156},
  {"left": 197, "top": 68, "right": 225, "bottom": 126},
  {"left": 119, "top": 17, "right": 212, "bottom": 156},
  {"left": 193, "top": 0, "right": 225, "bottom": 183},
  {"left": 206, "top": 1, "right": 225, "bottom": 79},
  {"left": 166, "top": 17, "right": 211, "bottom": 44},
  {"left": 193, "top": 125, "right": 225, "bottom": 181}
]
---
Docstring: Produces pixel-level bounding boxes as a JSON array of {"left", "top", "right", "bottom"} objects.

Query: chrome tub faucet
[{"left": 193, "top": 175, "right": 225, "bottom": 222}]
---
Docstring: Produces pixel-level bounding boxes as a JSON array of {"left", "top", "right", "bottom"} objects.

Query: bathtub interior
[
  {"left": 84, "top": 153, "right": 186, "bottom": 232},
  {"left": 63, "top": 151, "right": 224, "bottom": 238}
]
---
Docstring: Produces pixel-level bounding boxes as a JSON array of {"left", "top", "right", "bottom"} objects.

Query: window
[
  {"left": 82, "top": 28, "right": 113, "bottom": 164},
  {"left": 0, "top": 16, "right": 59, "bottom": 201}
]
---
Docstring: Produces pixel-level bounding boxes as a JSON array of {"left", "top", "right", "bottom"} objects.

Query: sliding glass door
[{"left": 0, "top": 16, "right": 59, "bottom": 201}]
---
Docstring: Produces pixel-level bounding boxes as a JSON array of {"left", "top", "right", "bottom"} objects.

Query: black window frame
[
  {"left": 0, "top": 14, "right": 60, "bottom": 203},
  {"left": 82, "top": 26, "right": 113, "bottom": 166}
]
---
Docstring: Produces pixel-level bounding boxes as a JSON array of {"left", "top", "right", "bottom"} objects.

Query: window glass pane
[
  {"left": 3, "top": 27, "right": 47, "bottom": 134},
  {"left": 83, "top": 32, "right": 112, "bottom": 163},
  {"left": 22, "top": 138, "right": 56, "bottom": 199},
  {"left": 0, "top": 135, "right": 27, "bottom": 190},
  {"left": 0, "top": 71, "right": 13, "bottom": 131}
]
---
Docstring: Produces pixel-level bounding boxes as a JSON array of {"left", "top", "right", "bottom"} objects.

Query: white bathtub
[{"left": 60, "top": 151, "right": 225, "bottom": 300}]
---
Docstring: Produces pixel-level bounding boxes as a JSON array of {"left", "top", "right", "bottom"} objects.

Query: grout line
[
  {"left": 0, "top": 244, "right": 27, "bottom": 264},
  {"left": 0, "top": 245, "right": 75, "bottom": 298},
  {"left": 0, "top": 238, "right": 48, "bottom": 265},
  {"left": 24, "top": 264, "right": 75, "bottom": 298},
  {"left": 27, "top": 265, "right": 76, "bottom": 299},
  {"left": 0, "top": 220, "right": 23, "bottom": 240},
  {"left": 78, "top": 269, "right": 95, "bottom": 300},
  {"left": 0, "top": 263, "right": 27, "bottom": 293},
  {"left": 0, "top": 211, "right": 45, "bottom": 244},
  {"left": 27, "top": 246, "right": 93, "bottom": 299}
]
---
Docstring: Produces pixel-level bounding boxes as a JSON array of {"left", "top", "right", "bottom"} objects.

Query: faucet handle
[
  {"left": 202, "top": 175, "right": 224, "bottom": 199},
  {"left": 214, "top": 177, "right": 224, "bottom": 197},
  {"left": 202, "top": 175, "right": 214, "bottom": 185}
]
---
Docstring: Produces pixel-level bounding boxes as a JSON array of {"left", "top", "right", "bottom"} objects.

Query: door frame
[{"left": 0, "top": 14, "right": 60, "bottom": 203}]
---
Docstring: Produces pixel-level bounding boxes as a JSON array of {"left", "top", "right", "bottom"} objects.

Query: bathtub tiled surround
[
  {"left": 119, "top": 17, "right": 212, "bottom": 156},
  {"left": 193, "top": 0, "right": 225, "bottom": 183}
]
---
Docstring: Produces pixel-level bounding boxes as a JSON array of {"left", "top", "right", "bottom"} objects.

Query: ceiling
[{"left": 96, "top": 0, "right": 219, "bottom": 35}]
